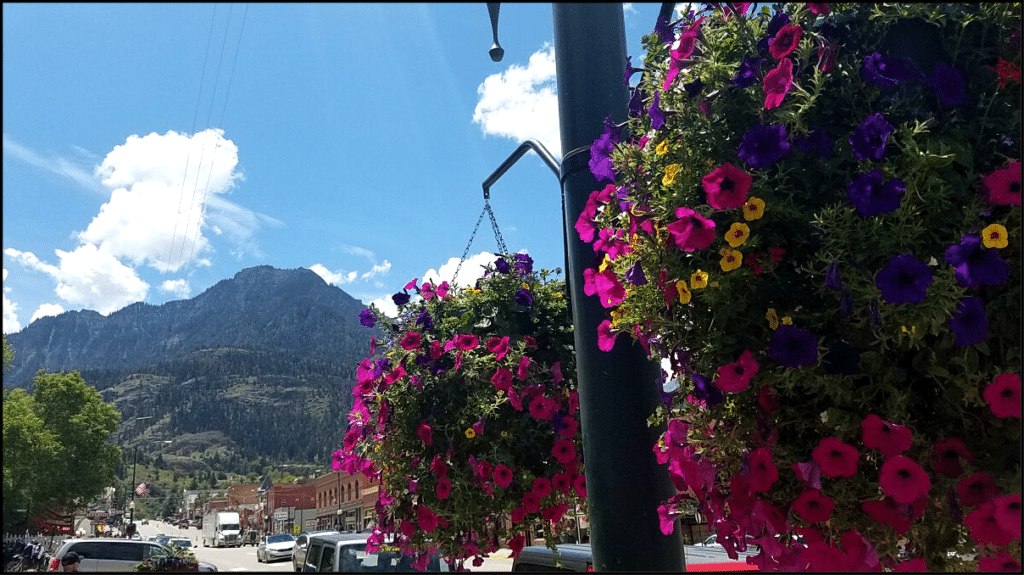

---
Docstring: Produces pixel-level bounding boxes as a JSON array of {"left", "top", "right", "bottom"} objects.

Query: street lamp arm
[
  {"left": 487, "top": 2, "right": 503, "bottom": 62},
  {"left": 482, "top": 139, "right": 560, "bottom": 200}
]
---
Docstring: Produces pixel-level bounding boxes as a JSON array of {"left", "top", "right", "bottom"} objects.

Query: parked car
[
  {"left": 168, "top": 538, "right": 194, "bottom": 550},
  {"left": 512, "top": 544, "right": 593, "bottom": 572},
  {"left": 47, "top": 538, "right": 218, "bottom": 572},
  {"left": 298, "top": 532, "right": 448, "bottom": 572},
  {"left": 293, "top": 530, "right": 340, "bottom": 572},
  {"left": 153, "top": 534, "right": 171, "bottom": 547},
  {"left": 257, "top": 533, "right": 296, "bottom": 563}
]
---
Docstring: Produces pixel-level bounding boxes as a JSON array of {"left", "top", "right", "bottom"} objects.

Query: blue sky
[{"left": 3, "top": 3, "right": 683, "bottom": 333}]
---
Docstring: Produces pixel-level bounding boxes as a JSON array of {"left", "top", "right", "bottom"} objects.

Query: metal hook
[{"left": 487, "top": 3, "right": 504, "bottom": 62}]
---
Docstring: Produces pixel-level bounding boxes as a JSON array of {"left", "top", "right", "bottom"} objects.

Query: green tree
[
  {"left": 31, "top": 371, "right": 122, "bottom": 513},
  {"left": 2, "top": 335, "right": 14, "bottom": 372},
  {"left": 3, "top": 388, "right": 60, "bottom": 530}
]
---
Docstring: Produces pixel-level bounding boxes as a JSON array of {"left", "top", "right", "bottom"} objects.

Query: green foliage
[
  {"left": 3, "top": 335, "right": 13, "bottom": 372},
  {"left": 2, "top": 387, "right": 60, "bottom": 530}
]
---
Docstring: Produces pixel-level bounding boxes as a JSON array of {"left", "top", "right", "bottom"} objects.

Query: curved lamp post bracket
[{"left": 482, "top": 139, "right": 560, "bottom": 200}]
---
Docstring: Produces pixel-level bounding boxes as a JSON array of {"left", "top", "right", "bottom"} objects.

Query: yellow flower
[
  {"left": 725, "top": 222, "right": 750, "bottom": 248},
  {"left": 901, "top": 325, "right": 917, "bottom": 335},
  {"left": 743, "top": 197, "right": 765, "bottom": 221},
  {"left": 610, "top": 308, "right": 623, "bottom": 325},
  {"left": 675, "top": 280, "right": 691, "bottom": 304},
  {"left": 464, "top": 428, "right": 476, "bottom": 439},
  {"left": 598, "top": 254, "right": 611, "bottom": 273},
  {"left": 656, "top": 139, "right": 669, "bottom": 156},
  {"left": 781, "top": 316, "right": 793, "bottom": 325},
  {"left": 690, "top": 270, "right": 709, "bottom": 289},
  {"left": 501, "top": 431, "right": 509, "bottom": 439},
  {"left": 522, "top": 282, "right": 530, "bottom": 290},
  {"left": 766, "top": 308, "right": 780, "bottom": 330},
  {"left": 663, "top": 163, "right": 680, "bottom": 187},
  {"left": 719, "top": 248, "right": 743, "bottom": 272},
  {"left": 982, "top": 223, "right": 1009, "bottom": 249}
]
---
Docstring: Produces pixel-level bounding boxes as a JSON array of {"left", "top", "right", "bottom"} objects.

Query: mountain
[
  {"left": 4, "top": 265, "right": 370, "bottom": 388},
  {"left": 4, "top": 265, "right": 379, "bottom": 465}
]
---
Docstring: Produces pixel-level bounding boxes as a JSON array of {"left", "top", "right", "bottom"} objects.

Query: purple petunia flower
[
  {"left": 514, "top": 288, "right": 533, "bottom": 307},
  {"left": 392, "top": 292, "right": 411, "bottom": 306},
  {"left": 654, "top": 15, "right": 674, "bottom": 44},
  {"left": 795, "top": 129, "right": 834, "bottom": 158},
  {"left": 738, "top": 124, "right": 790, "bottom": 170},
  {"left": 847, "top": 170, "right": 906, "bottom": 217},
  {"left": 628, "top": 84, "right": 645, "bottom": 117},
  {"left": 875, "top": 253, "right": 933, "bottom": 305},
  {"left": 684, "top": 79, "right": 705, "bottom": 99},
  {"left": 861, "top": 53, "right": 923, "bottom": 89},
  {"left": 691, "top": 372, "right": 724, "bottom": 409},
  {"left": 929, "top": 61, "right": 967, "bottom": 107},
  {"left": 839, "top": 288, "right": 853, "bottom": 318},
  {"left": 495, "top": 258, "right": 510, "bottom": 274},
  {"left": 758, "top": 12, "right": 791, "bottom": 54},
  {"left": 359, "top": 308, "right": 377, "bottom": 328},
  {"left": 950, "top": 297, "right": 988, "bottom": 347},
  {"left": 623, "top": 55, "right": 638, "bottom": 86},
  {"left": 944, "top": 233, "right": 1009, "bottom": 288},
  {"left": 769, "top": 325, "right": 819, "bottom": 368},
  {"left": 625, "top": 261, "right": 647, "bottom": 285},
  {"left": 416, "top": 309, "right": 433, "bottom": 331},
  {"left": 734, "top": 57, "right": 764, "bottom": 88},
  {"left": 850, "top": 113, "right": 895, "bottom": 161},
  {"left": 513, "top": 253, "right": 534, "bottom": 275},
  {"left": 589, "top": 119, "right": 620, "bottom": 182},
  {"left": 649, "top": 90, "right": 665, "bottom": 130},
  {"left": 824, "top": 260, "right": 843, "bottom": 291}
]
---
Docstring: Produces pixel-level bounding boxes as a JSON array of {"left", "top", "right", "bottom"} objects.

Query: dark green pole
[{"left": 552, "top": 4, "right": 684, "bottom": 572}]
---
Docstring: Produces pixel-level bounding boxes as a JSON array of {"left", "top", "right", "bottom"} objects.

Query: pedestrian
[{"left": 60, "top": 551, "right": 81, "bottom": 572}]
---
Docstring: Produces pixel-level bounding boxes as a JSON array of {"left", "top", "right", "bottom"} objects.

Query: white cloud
[
  {"left": 623, "top": 3, "right": 636, "bottom": 14},
  {"left": 5, "top": 245, "right": 148, "bottom": 315},
  {"left": 310, "top": 263, "right": 357, "bottom": 286},
  {"left": 339, "top": 244, "right": 376, "bottom": 262},
  {"left": 421, "top": 251, "right": 499, "bottom": 288},
  {"left": 2, "top": 133, "right": 106, "bottom": 195},
  {"left": 361, "top": 260, "right": 391, "bottom": 281},
  {"left": 368, "top": 295, "right": 399, "bottom": 319},
  {"left": 473, "top": 45, "right": 561, "bottom": 159},
  {"left": 3, "top": 268, "right": 21, "bottom": 334},
  {"left": 160, "top": 279, "right": 191, "bottom": 299},
  {"left": 30, "top": 303, "right": 65, "bottom": 323}
]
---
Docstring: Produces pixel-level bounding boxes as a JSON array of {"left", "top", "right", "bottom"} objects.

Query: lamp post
[{"left": 485, "top": 4, "right": 685, "bottom": 571}]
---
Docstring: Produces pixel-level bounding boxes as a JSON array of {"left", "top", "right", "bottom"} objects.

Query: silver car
[
  {"left": 48, "top": 538, "right": 217, "bottom": 572},
  {"left": 257, "top": 533, "right": 296, "bottom": 563}
]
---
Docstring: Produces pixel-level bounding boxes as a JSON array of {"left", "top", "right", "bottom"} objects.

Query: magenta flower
[
  {"left": 494, "top": 464, "right": 514, "bottom": 488},
  {"left": 573, "top": 473, "right": 587, "bottom": 498},
  {"left": 358, "top": 308, "right": 376, "bottom": 328},
  {"left": 486, "top": 336, "right": 510, "bottom": 360},
  {"left": 702, "top": 163, "right": 752, "bottom": 210},
  {"left": 593, "top": 269, "right": 626, "bottom": 308},
  {"left": 812, "top": 437, "right": 859, "bottom": 478},
  {"left": 792, "top": 489, "right": 835, "bottom": 523},
  {"left": 715, "top": 349, "right": 759, "bottom": 393},
  {"left": 769, "top": 24, "right": 802, "bottom": 59},
  {"left": 860, "top": 414, "right": 912, "bottom": 457},
  {"left": 979, "top": 552, "right": 1021, "bottom": 573},
  {"left": 763, "top": 57, "right": 793, "bottom": 109},
  {"left": 880, "top": 455, "right": 932, "bottom": 504},
  {"left": 400, "top": 331, "right": 421, "bottom": 350},
  {"left": 491, "top": 367, "right": 513, "bottom": 392},
  {"left": 529, "top": 395, "right": 556, "bottom": 421},
  {"left": 666, "top": 207, "right": 716, "bottom": 252},
  {"left": 931, "top": 437, "right": 974, "bottom": 478},
  {"left": 862, "top": 498, "right": 913, "bottom": 535},
  {"left": 521, "top": 491, "right": 541, "bottom": 514},
  {"left": 552, "top": 472, "right": 572, "bottom": 496},
  {"left": 957, "top": 471, "right": 1000, "bottom": 507},
  {"left": 965, "top": 501, "right": 1015, "bottom": 546},
  {"left": 597, "top": 320, "right": 618, "bottom": 352},
  {"left": 658, "top": 503, "right": 681, "bottom": 535},
  {"left": 983, "top": 373, "right": 1021, "bottom": 418},
  {"left": 436, "top": 477, "right": 451, "bottom": 500},
  {"left": 454, "top": 334, "right": 479, "bottom": 351},
  {"left": 747, "top": 447, "right": 778, "bottom": 492},
  {"left": 552, "top": 438, "right": 577, "bottom": 465},
  {"left": 417, "top": 505, "right": 439, "bottom": 533},
  {"left": 992, "top": 494, "right": 1021, "bottom": 538},
  {"left": 417, "top": 421, "right": 433, "bottom": 446},
  {"left": 531, "top": 477, "right": 553, "bottom": 500},
  {"left": 981, "top": 161, "right": 1022, "bottom": 207}
]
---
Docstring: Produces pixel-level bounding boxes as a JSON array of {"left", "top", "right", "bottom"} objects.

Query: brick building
[
  {"left": 265, "top": 481, "right": 316, "bottom": 534},
  {"left": 227, "top": 484, "right": 259, "bottom": 530},
  {"left": 313, "top": 470, "right": 378, "bottom": 532}
]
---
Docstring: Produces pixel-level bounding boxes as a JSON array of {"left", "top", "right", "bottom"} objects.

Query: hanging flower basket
[
  {"left": 340, "top": 254, "right": 585, "bottom": 569},
  {"left": 133, "top": 546, "right": 200, "bottom": 572},
  {"left": 582, "top": 3, "right": 1020, "bottom": 571}
]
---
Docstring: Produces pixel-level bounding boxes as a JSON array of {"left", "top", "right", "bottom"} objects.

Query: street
[{"left": 139, "top": 520, "right": 295, "bottom": 572}]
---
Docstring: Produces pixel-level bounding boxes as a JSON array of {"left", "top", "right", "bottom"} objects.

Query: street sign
[{"left": 273, "top": 509, "right": 287, "bottom": 521}]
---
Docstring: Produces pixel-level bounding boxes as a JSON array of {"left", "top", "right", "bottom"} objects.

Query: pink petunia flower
[
  {"left": 417, "top": 421, "right": 433, "bottom": 446},
  {"left": 769, "top": 24, "right": 803, "bottom": 59},
  {"left": 763, "top": 57, "right": 793, "bottom": 109},
  {"left": 747, "top": 447, "right": 778, "bottom": 492},
  {"left": 568, "top": 391, "right": 579, "bottom": 414},
  {"left": 931, "top": 437, "right": 974, "bottom": 478},
  {"left": 979, "top": 551, "right": 1022, "bottom": 572},
  {"left": 879, "top": 455, "right": 931, "bottom": 504},
  {"left": 493, "top": 463, "right": 514, "bottom": 488},
  {"left": 861, "top": 414, "right": 913, "bottom": 457},
  {"left": 531, "top": 477, "right": 553, "bottom": 500},
  {"left": 521, "top": 491, "right": 541, "bottom": 514},
  {"left": 491, "top": 367, "right": 513, "bottom": 392},
  {"left": 862, "top": 498, "right": 913, "bottom": 535},
  {"left": 702, "top": 163, "right": 753, "bottom": 210},
  {"left": 558, "top": 416, "right": 579, "bottom": 439},
  {"left": 417, "top": 504, "right": 439, "bottom": 533},
  {"left": 510, "top": 507, "right": 527, "bottom": 523},
  {"left": 486, "top": 336, "right": 510, "bottom": 360},
  {"left": 552, "top": 472, "right": 572, "bottom": 496},
  {"left": 893, "top": 557, "right": 928, "bottom": 572},
  {"left": 658, "top": 503, "right": 681, "bottom": 535},
  {"left": 517, "top": 356, "right": 532, "bottom": 380},
  {"left": 541, "top": 503, "right": 571, "bottom": 522},
  {"left": 506, "top": 388, "right": 523, "bottom": 411},
  {"left": 430, "top": 454, "right": 447, "bottom": 478},
  {"left": 472, "top": 419, "right": 485, "bottom": 436},
  {"left": 523, "top": 335, "right": 537, "bottom": 348},
  {"left": 983, "top": 373, "right": 1021, "bottom": 418},
  {"left": 593, "top": 269, "right": 626, "bottom": 308},
  {"left": 551, "top": 361, "right": 564, "bottom": 384},
  {"left": 981, "top": 161, "right": 1021, "bottom": 207},
  {"left": 454, "top": 334, "right": 479, "bottom": 351},
  {"left": 992, "top": 493, "right": 1021, "bottom": 538},
  {"left": 529, "top": 395, "right": 557, "bottom": 421},
  {"left": 965, "top": 501, "right": 1014, "bottom": 546},
  {"left": 812, "top": 437, "right": 859, "bottom": 478},
  {"left": 436, "top": 477, "right": 451, "bottom": 500},
  {"left": 792, "top": 489, "right": 834, "bottom": 523},
  {"left": 597, "top": 319, "right": 619, "bottom": 352},
  {"left": 715, "top": 349, "right": 759, "bottom": 393},
  {"left": 957, "top": 471, "right": 1000, "bottom": 507},
  {"left": 552, "top": 439, "right": 577, "bottom": 466},
  {"left": 807, "top": 3, "right": 829, "bottom": 15},
  {"left": 400, "top": 331, "right": 421, "bottom": 350},
  {"left": 508, "top": 534, "right": 526, "bottom": 558},
  {"left": 666, "top": 207, "right": 717, "bottom": 252},
  {"left": 573, "top": 473, "right": 587, "bottom": 498},
  {"left": 429, "top": 340, "right": 444, "bottom": 359}
]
